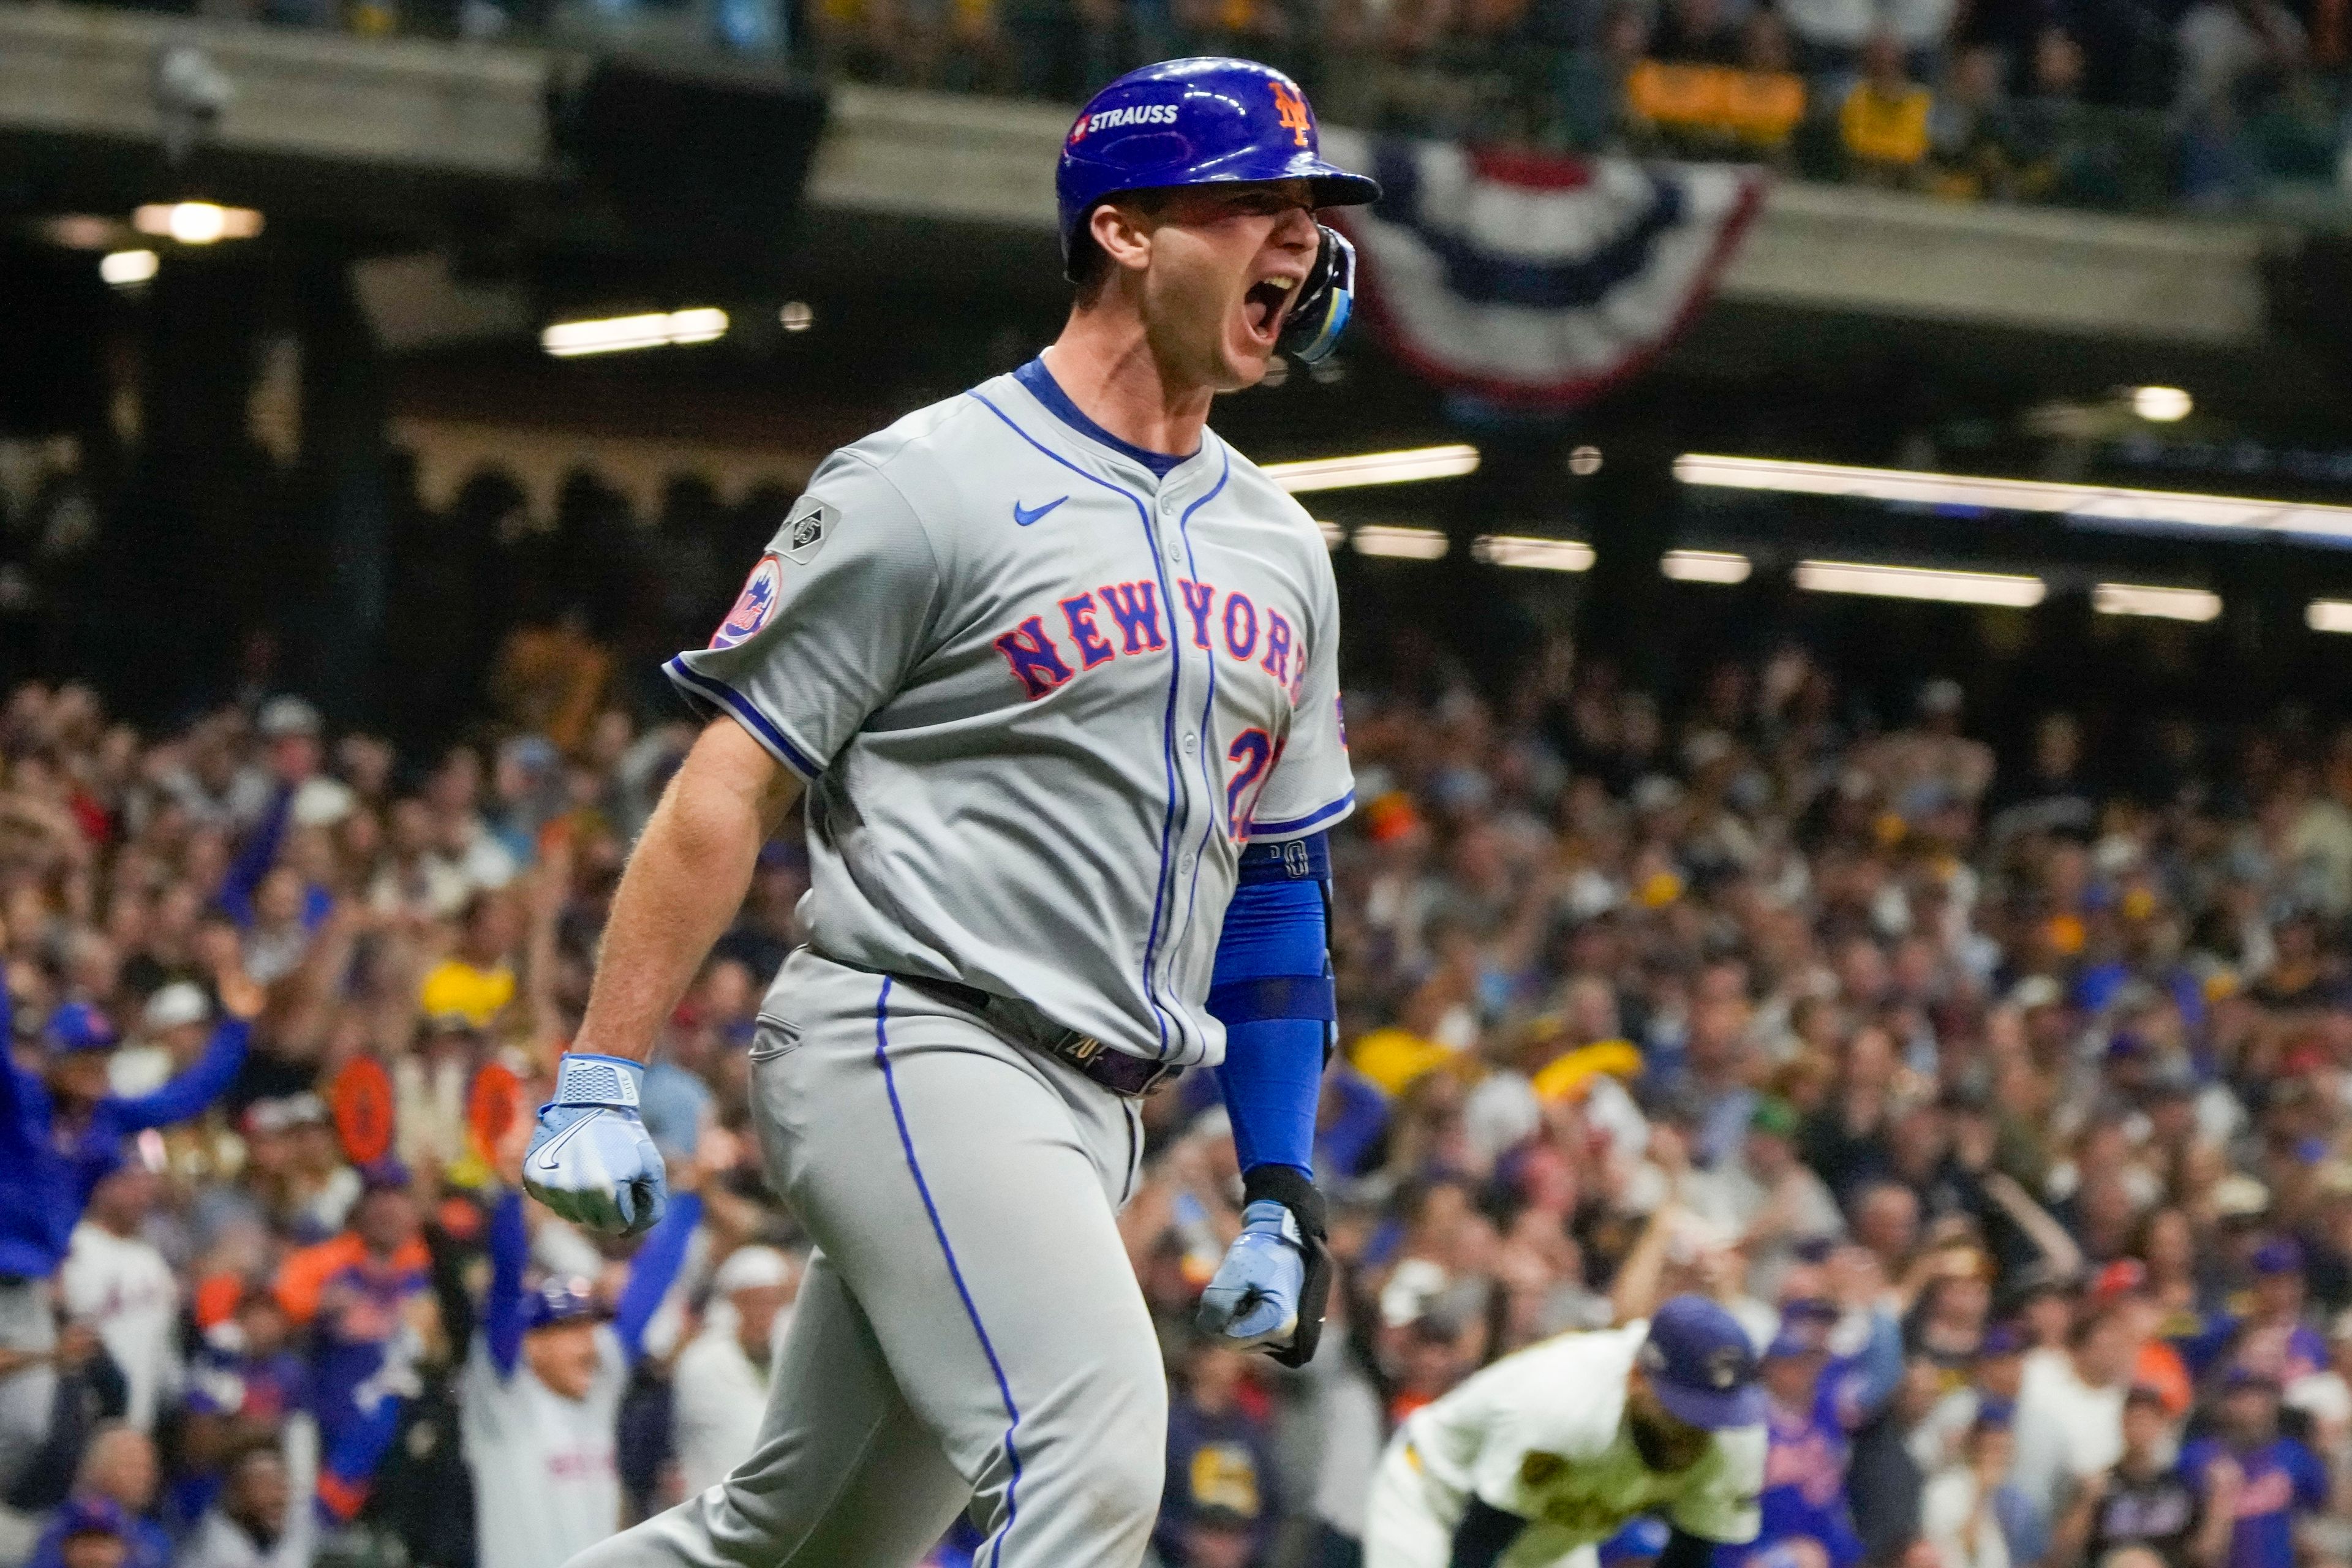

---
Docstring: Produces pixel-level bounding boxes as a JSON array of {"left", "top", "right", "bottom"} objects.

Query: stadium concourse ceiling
[{"left": 7, "top": 0, "right": 2351, "bottom": 522}]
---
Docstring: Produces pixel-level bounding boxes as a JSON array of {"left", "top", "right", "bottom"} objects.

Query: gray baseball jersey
[{"left": 666, "top": 355, "right": 1354, "bottom": 1066}]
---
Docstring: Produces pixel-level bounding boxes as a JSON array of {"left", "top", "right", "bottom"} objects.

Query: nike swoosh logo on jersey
[
  {"left": 1012, "top": 496, "right": 1068, "bottom": 527},
  {"left": 529, "top": 1110, "right": 606, "bottom": 1173}
]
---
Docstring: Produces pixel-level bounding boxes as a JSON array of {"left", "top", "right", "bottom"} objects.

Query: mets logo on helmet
[
  {"left": 712, "top": 555, "right": 783, "bottom": 649},
  {"left": 1270, "top": 81, "right": 1311, "bottom": 147}
]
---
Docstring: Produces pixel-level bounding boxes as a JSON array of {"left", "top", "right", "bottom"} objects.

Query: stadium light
[
  {"left": 2309, "top": 601, "right": 2352, "bottom": 635},
  {"left": 1661, "top": 549, "right": 1751, "bottom": 584},
  {"left": 131, "top": 202, "right": 262, "bottom": 244},
  {"left": 2093, "top": 582, "right": 2220, "bottom": 622},
  {"left": 541, "top": 308, "right": 730, "bottom": 358},
  {"left": 1353, "top": 526, "right": 1450, "bottom": 560},
  {"left": 1794, "top": 560, "right": 2046, "bottom": 608},
  {"left": 1474, "top": 535, "right": 1593, "bottom": 571},
  {"left": 100, "top": 249, "right": 159, "bottom": 287},
  {"left": 1673, "top": 453, "right": 2352, "bottom": 543},
  {"left": 780, "top": 301, "right": 813, "bottom": 332},
  {"left": 2130, "top": 386, "right": 2193, "bottom": 423},
  {"left": 44, "top": 215, "right": 121, "bottom": 250},
  {"left": 1265, "top": 444, "right": 1480, "bottom": 494}
]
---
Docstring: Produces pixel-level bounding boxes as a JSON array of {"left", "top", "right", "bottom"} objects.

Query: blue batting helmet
[{"left": 1056, "top": 58, "right": 1382, "bottom": 361}]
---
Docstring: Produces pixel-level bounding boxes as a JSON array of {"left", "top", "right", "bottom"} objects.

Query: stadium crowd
[
  {"left": 26, "top": 0, "right": 2351, "bottom": 207},
  {"left": 3, "top": 608, "right": 2352, "bottom": 1568}
]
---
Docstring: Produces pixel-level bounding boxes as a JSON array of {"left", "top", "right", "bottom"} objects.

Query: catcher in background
[{"left": 1366, "top": 1295, "right": 1769, "bottom": 1568}]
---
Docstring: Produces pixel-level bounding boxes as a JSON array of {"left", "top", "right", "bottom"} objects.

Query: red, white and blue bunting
[{"left": 1319, "top": 132, "right": 1767, "bottom": 411}]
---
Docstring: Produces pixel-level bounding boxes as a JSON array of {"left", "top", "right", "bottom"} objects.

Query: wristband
[
  {"left": 549, "top": 1052, "right": 644, "bottom": 1108},
  {"left": 1242, "top": 1163, "right": 1327, "bottom": 1240}
]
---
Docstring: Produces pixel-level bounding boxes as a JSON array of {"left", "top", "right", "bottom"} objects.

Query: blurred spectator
[
  {"left": 180, "top": 1422, "right": 317, "bottom": 1568},
  {"left": 670, "top": 1243, "right": 799, "bottom": 1498},
  {"left": 2180, "top": 1371, "right": 2333, "bottom": 1568},
  {"left": 1158, "top": 1339, "right": 1279, "bottom": 1566},
  {"left": 2049, "top": 1384, "right": 2218, "bottom": 1567},
  {"left": 1920, "top": 1416, "right": 2020, "bottom": 1568},
  {"left": 23, "top": 595, "right": 2352, "bottom": 1568},
  {"left": 24, "top": 1427, "right": 170, "bottom": 1568}
]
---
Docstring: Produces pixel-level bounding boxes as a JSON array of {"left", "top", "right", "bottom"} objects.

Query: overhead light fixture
[
  {"left": 1265, "top": 443, "right": 1480, "bottom": 494},
  {"left": 2130, "top": 386, "right": 2193, "bottom": 423},
  {"left": 779, "top": 301, "right": 813, "bottom": 332},
  {"left": 1353, "top": 525, "right": 1450, "bottom": 560},
  {"left": 100, "top": 249, "right": 159, "bottom": 286},
  {"left": 1795, "top": 560, "right": 2045, "bottom": 608},
  {"left": 2093, "top": 582, "right": 2220, "bottom": 622},
  {"left": 2309, "top": 601, "right": 2352, "bottom": 634},
  {"left": 1661, "top": 549, "right": 1751, "bottom": 584},
  {"left": 43, "top": 215, "right": 122, "bottom": 250},
  {"left": 131, "top": 202, "right": 263, "bottom": 244},
  {"left": 541, "top": 307, "right": 729, "bottom": 358},
  {"left": 1674, "top": 453, "right": 2352, "bottom": 544},
  {"left": 1567, "top": 445, "right": 1603, "bottom": 477},
  {"left": 1474, "top": 535, "right": 1593, "bottom": 571}
]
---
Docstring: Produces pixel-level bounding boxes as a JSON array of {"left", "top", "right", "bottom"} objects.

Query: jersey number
[{"left": 1225, "top": 728, "right": 1282, "bottom": 839}]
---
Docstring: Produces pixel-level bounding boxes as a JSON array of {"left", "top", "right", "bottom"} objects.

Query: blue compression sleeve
[{"left": 1210, "top": 833, "right": 1335, "bottom": 1178}]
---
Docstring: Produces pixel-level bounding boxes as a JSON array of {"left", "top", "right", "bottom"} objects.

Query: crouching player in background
[{"left": 1365, "top": 1295, "right": 1768, "bottom": 1568}]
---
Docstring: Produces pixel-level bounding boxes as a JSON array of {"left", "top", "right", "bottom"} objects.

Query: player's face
[
  {"left": 526, "top": 1319, "right": 602, "bottom": 1400},
  {"left": 1131, "top": 181, "right": 1320, "bottom": 393},
  {"left": 1624, "top": 1373, "right": 1713, "bottom": 1474}
]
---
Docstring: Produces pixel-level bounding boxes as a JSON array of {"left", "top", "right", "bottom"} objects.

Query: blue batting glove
[
  {"left": 1197, "top": 1199, "right": 1305, "bottom": 1349},
  {"left": 522, "top": 1053, "right": 668, "bottom": 1238}
]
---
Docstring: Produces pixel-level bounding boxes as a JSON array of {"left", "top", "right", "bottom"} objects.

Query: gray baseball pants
[{"left": 568, "top": 949, "right": 1163, "bottom": 1568}]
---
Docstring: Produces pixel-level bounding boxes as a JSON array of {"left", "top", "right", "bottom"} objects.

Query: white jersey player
[
  {"left": 462, "top": 1188, "right": 696, "bottom": 1568},
  {"left": 1368, "top": 1296, "right": 1770, "bottom": 1568}
]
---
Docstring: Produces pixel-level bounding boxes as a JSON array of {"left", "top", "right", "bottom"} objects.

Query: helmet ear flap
[{"left": 1276, "top": 224, "right": 1358, "bottom": 364}]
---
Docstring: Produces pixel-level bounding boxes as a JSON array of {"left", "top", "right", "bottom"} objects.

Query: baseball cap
[
  {"left": 2212, "top": 1174, "right": 2271, "bottom": 1220},
  {"left": 257, "top": 695, "right": 322, "bottom": 739},
  {"left": 1640, "top": 1295, "right": 1766, "bottom": 1430},
  {"left": 526, "top": 1276, "right": 601, "bottom": 1332},
  {"left": 1978, "top": 1322, "right": 2026, "bottom": 1358},
  {"left": 358, "top": 1158, "right": 413, "bottom": 1194},
  {"left": 43, "top": 1001, "right": 119, "bottom": 1054},
  {"left": 710, "top": 1245, "right": 796, "bottom": 1297},
  {"left": 2252, "top": 1236, "right": 2307, "bottom": 1276},
  {"left": 1750, "top": 1096, "right": 1801, "bottom": 1140},
  {"left": 2089, "top": 1259, "right": 2148, "bottom": 1305},
  {"left": 141, "top": 981, "right": 210, "bottom": 1033},
  {"left": 2223, "top": 1364, "right": 2283, "bottom": 1393}
]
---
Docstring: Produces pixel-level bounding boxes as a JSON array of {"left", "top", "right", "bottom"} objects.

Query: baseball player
[
  {"left": 519, "top": 53, "right": 1376, "bottom": 1568},
  {"left": 1364, "top": 1295, "right": 1770, "bottom": 1568}
]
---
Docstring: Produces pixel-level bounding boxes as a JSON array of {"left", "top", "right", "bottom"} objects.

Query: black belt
[{"left": 890, "top": 973, "right": 1183, "bottom": 1099}]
